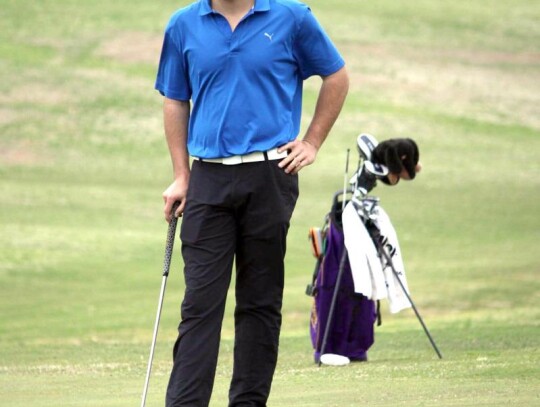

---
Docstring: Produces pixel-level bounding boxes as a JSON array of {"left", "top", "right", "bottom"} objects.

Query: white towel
[
  {"left": 342, "top": 201, "right": 412, "bottom": 313},
  {"left": 342, "top": 202, "right": 386, "bottom": 300},
  {"left": 375, "top": 206, "right": 412, "bottom": 313}
]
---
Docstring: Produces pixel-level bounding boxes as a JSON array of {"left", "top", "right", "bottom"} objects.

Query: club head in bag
[
  {"left": 365, "top": 160, "right": 389, "bottom": 178},
  {"left": 357, "top": 133, "right": 379, "bottom": 161},
  {"left": 349, "top": 160, "right": 390, "bottom": 196}
]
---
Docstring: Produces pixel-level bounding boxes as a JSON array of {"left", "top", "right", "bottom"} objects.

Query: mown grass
[{"left": 1, "top": 0, "right": 539, "bottom": 406}]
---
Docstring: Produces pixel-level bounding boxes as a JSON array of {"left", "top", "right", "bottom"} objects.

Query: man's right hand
[{"left": 162, "top": 177, "right": 189, "bottom": 223}]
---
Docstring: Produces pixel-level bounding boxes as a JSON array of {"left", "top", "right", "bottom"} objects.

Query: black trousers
[{"left": 166, "top": 158, "right": 299, "bottom": 407}]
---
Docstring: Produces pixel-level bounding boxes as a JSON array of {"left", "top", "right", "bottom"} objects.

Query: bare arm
[
  {"left": 162, "top": 97, "right": 191, "bottom": 222},
  {"left": 278, "top": 66, "right": 349, "bottom": 174}
]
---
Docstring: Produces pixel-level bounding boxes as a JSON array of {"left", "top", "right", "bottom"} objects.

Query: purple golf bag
[
  {"left": 308, "top": 195, "right": 378, "bottom": 363},
  {"left": 307, "top": 134, "right": 443, "bottom": 361}
]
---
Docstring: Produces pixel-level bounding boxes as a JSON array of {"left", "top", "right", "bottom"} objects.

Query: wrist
[
  {"left": 173, "top": 169, "right": 190, "bottom": 182},
  {"left": 302, "top": 138, "right": 319, "bottom": 151}
]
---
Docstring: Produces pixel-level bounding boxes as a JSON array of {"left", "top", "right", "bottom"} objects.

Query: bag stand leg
[
  {"left": 376, "top": 241, "right": 443, "bottom": 359},
  {"left": 318, "top": 249, "right": 348, "bottom": 366}
]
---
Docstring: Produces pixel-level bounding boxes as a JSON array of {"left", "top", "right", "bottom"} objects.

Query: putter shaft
[
  {"left": 141, "top": 276, "right": 169, "bottom": 407},
  {"left": 141, "top": 209, "right": 179, "bottom": 407}
]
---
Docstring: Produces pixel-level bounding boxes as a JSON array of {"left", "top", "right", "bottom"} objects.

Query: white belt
[{"left": 193, "top": 147, "right": 287, "bottom": 165}]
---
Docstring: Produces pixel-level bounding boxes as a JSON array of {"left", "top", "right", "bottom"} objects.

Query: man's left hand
[{"left": 277, "top": 139, "right": 318, "bottom": 174}]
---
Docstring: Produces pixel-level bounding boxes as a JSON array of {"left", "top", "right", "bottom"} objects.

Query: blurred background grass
[{"left": 1, "top": 0, "right": 539, "bottom": 406}]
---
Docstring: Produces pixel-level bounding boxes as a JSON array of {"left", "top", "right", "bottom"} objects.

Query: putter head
[{"left": 357, "top": 133, "right": 379, "bottom": 161}]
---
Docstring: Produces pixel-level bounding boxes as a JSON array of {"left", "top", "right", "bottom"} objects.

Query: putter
[{"left": 141, "top": 202, "right": 180, "bottom": 407}]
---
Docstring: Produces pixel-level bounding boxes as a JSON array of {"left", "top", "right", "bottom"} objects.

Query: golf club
[
  {"left": 141, "top": 202, "right": 180, "bottom": 407},
  {"left": 341, "top": 148, "right": 350, "bottom": 211}
]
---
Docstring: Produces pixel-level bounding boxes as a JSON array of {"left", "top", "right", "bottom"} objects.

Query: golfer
[{"left": 156, "top": 0, "right": 348, "bottom": 405}]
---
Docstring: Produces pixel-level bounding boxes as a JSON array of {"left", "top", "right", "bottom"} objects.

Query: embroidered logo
[{"left": 264, "top": 32, "right": 274, "bottom": 41}]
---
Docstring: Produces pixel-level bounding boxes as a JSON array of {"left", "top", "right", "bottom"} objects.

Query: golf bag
[
  {"left": 308, "top": 192, "right": 378, "bottom": 363},
  {"left": 307, "top": 133, "right": 442, "bottom": 362}
]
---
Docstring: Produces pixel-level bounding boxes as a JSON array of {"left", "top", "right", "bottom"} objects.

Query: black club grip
[{"left": 162, "top": 202, "right": 180, "bottom": 277}]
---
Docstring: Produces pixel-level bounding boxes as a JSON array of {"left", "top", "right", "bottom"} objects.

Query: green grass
[{"left": 1, "top": 0, "right": 539, "bottom": 406}]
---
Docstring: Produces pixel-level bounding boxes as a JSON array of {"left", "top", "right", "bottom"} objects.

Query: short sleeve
[
  {"left": 155, "top": 25, "right": 191, "bottom": 101},
  {"left": 293, "top": 8, "right": 345, "bottom": 80}
]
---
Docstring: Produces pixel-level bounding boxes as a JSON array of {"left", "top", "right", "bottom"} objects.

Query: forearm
[
  {"left": 163, "top": 97, "right": 190, "bottom": 180},
  {"left": 303, "top": 66, "right": 349, "bottom": 150}
]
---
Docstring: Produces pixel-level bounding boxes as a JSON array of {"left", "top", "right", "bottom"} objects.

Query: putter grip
[{"left": 162, "top": 202, "right": 180, "bottom": 277}]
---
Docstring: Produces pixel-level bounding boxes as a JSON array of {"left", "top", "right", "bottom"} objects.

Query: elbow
[
  {"left": 340, "top": 66, "right": 350, "bottom": 94},
  {"left": 325, "top": 66, "right": 349, "bottom": 95}
]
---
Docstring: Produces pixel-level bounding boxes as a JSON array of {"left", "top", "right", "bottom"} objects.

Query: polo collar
[
  {"left": 254, "top": 0, "right": 271, "bottom": 12},
  {"left": 199, "top": 0, "right": 270, "bottom": 16},
  {"left": 199, "top": 0, "right": 213, "bottom": 15}
]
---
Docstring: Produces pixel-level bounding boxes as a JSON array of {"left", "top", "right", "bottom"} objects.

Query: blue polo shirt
[{"left": 155, "top": 0, "right": 345, "bottom": 159}]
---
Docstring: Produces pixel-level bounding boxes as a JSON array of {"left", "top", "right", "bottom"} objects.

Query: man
[{"left": 155, "top": 0, "right": 348, "bottom": 405}]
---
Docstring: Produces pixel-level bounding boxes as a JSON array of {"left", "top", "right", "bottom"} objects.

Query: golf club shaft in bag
[
  {"left": 141, "top": 203, "right": 180, "bottom": 407},
  {"left": 374, "top": 236, "right": 443, "bottom": 359},
  {"left": 341, "top": 149, "right": 350, "bottom": 211}
]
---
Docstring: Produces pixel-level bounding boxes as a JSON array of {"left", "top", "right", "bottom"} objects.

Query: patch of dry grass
[
  {"left": 95, "top": 31, "right": 163, "bottom": 64},
  {"left": 343, "top": 43, "right": 540, "bottom": 129}
]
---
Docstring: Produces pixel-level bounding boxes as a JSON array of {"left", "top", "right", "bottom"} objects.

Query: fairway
[{"left": 1, "top": 1, "right": 539, "bottom": 406}]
